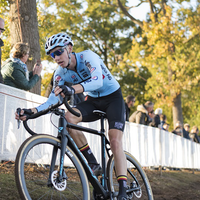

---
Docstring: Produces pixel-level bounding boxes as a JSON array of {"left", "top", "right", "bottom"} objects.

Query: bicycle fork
[{"left": 48, "top": 115, "right": 68, "bottom": 186}]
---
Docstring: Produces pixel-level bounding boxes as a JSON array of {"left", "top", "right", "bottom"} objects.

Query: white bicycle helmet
[{"left": 45, "top": 32, "right": 74, "bottom": 55}]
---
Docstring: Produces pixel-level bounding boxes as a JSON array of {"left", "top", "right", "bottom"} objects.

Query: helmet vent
[{"left": 45, "top": 32, "right": 74, "bottom": 54}]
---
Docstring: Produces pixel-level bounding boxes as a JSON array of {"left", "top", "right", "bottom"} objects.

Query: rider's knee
[
  {"left": 109, "top": 138, "right": 121, "bottom": 152},
  {"left": 65, "top": 112, "right": 75, "bottom": 123},
  {"left": 65, "top": 111, "right": 82, "bottom": 124}
]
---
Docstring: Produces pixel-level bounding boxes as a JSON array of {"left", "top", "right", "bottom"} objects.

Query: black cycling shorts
[{"left": 75, "top": 88, "right": 125, "bottom": 131}]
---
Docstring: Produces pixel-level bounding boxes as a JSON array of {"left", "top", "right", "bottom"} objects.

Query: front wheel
[
  {"left": 15, "top": 134, "right": 90, "bottom": 200},
  {"left": 107, "top": 151, "right": 153, "bottom": 200}
]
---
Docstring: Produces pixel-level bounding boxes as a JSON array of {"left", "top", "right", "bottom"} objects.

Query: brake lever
[{"left": 16, "top": 108, "right": 21, "bottom": 129}]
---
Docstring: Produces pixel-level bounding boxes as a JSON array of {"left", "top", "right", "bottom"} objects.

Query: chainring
[{"left": 132, "top": 181, "right": 142, "bottom": 198}]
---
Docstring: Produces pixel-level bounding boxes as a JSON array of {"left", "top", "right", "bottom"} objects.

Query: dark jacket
[
  {"left": 172, "top": 127, "right": 190, "bottom": 140},
  {"left": 125, "top": 102, "right": 130, "bottom": 121},
  {"left": 0, "top": 38, "right": 4, "bottom": 83},
  {"left": 183, "top": 129, "right": 190, "bottom": 140},
  {"left": 1, "top": 59, "right": 39, "bottom": 91},
  {"left": 129, "top": 104, "right": 151, "bottom": 125},
  {"left": 150, "top": 114, "right": 160, "bottom": 127},
  {"left": 189, "top": 132, "right": 200, "bottom": 143}
]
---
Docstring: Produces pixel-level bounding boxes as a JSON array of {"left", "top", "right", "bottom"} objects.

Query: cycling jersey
[{"left": 37, "top": 50, "right": 120, "bottom": 112}]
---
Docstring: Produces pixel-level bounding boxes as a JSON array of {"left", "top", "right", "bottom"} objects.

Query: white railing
[{"left": 0, "top": 83, "right": 200, "bottom": 169}]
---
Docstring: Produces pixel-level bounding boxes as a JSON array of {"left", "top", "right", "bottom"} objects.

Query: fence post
[{"left": 159, "top": 128, "right": 162, "bottom": 176}]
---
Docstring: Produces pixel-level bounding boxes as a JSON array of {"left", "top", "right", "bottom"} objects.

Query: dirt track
[
  {"left": 146, "top": 168, "right": 200, "bottom": 200},
  {"left": 0, "top": 161, "right": 200, "bottom": 200}
]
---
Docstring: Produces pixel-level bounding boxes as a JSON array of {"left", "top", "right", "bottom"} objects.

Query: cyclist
[{"left": 16, "top": 32, "right": 127, "bottom": 200}]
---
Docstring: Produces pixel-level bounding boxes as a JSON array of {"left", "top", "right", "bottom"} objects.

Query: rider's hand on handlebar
[
  {"left": 55, "top": 85, "right": 75, "bottom": 98},
  {"left": 15, "top": 108, "right": 36, "bottom": 121}
]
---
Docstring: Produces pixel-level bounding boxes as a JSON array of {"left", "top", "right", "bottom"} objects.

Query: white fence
[{"left": 0, "top": 83, "right": 200, "bottom": 169}]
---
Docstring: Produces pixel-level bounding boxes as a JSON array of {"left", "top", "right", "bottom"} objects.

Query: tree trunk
[
  {"left": 9, "top": 0, "right": 41, "bottom": 94},
  {"left": 172, "top": 93, "right": 183, "bottom": 128}
]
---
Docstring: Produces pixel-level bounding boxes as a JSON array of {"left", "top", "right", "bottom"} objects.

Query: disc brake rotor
[{"left": 51, "top": 170, "right": 67, "bottom": 191}]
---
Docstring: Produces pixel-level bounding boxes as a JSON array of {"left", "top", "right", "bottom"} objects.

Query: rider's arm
[
  {"left": 36, "top": 91, "right": 62, "bottom": 112},
  {"left": 73, "top": 84, "right": 84, "bottom": 93},
  {"left": 36, "top": 68, "right": 66, "bottom": 112}
]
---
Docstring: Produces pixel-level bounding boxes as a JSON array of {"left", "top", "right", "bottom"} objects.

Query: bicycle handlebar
[
  {"left": 63, "top": 97, "right": 80, "bottom": 117},
  {"left": 16, "top": 95, "right": 80, "bottom": 133},
  {"left": 25, "top": 95, "right": 80, "bottom": 120}
]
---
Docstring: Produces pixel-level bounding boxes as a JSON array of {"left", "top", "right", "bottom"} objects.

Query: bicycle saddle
[{"left": 93, "top": 110, "right": 107, "bottom": 118}]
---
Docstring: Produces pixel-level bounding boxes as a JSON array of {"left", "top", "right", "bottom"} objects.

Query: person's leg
[
  {"left": 65, "top": 108, "right": 87, "bottom": 147},
  {"left": 108, "top": 129, "right": 127, "bottom": 199},
  {"left": 65, "top": 105, "right": 101, "bottom": 174},
  {"left": 104, "top": 89, "right": 127, "bottom": 199}
]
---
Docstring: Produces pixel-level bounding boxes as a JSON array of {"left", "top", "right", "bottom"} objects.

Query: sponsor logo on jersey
[
  {"left": 52, "top": 75, "right": 62, "bottom": 93},
  {"left": 80, "top": 54, "right": 83, "bottom": 60},
  {"left": 85, "top": 61, "right": 92, "bottom": 71},
  {"left": 90, "top": 67, "right": 96, "bottom": 73},
  {"left": 71, "top": 75, "right": 79, "bottom": 83},
  {"left": 71, "top": 75, "right": 76, "bottom": 79},
  {"left": 54, "top": 75, "right": 62, "bottom": 86},
  {"left": 92, "top": 76, "right": 98, "bottom": 80},
  {"left": 55, "top": 74, "right": 62, "bottom": 82},
  {"left": 101, "top": 64, "right": 108, "bottom": 74},
  {"left": 84, "top": 79, "right": 92, "bottom": 84}
]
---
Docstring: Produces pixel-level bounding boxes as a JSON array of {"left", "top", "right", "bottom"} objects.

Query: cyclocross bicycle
[{"left": 15, "top": 98, "right": 154, "bottom": 200}]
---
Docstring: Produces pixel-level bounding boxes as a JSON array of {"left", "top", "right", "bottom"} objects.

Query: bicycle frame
[
  {"left": 49, "top": 109, "right": 114, "bottom": 199},
  {"left": 17, "top": 99, "right": 154, "bottom": 200}
]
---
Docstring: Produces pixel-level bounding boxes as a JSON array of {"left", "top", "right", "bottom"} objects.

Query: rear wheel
[
  {"left": 107, "top": 151, "right": 153, "bottom": 200},
  {"left": 15, "top": 134, "right": 90, "bottom": 200}
]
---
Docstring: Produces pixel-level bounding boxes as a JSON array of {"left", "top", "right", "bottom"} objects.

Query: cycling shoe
[{"left": 89, "top": 163, "right": 102, "bottom": 176}]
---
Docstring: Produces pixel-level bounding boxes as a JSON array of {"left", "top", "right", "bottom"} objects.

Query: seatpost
[{"left": 100, "top": 115, "right": 107, "bottom": 189}]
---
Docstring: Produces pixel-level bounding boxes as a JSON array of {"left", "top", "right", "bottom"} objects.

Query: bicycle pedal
[{"left": 90, "top": 164, "right": 102, "bottom": 176}]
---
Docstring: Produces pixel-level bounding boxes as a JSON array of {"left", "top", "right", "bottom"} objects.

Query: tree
[
  {"left": 38, "top": 0, "right": 147, "bottom": 100},
  {"left": 118, "top": 0, "right": 200, "bottom": 127},
  {"left": 2, "top": 0, "right": 149, "bottom": 102},
  {"left": 4, "top": 0, "right": 41, "bottom": 94}
]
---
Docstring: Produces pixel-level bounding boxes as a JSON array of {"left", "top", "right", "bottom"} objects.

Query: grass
[
  {"left": 1, "top": 162, "right": 200, "bottom": 200},
  {"left": 0, "top": 173, "right": 20, "bottom": 200}
]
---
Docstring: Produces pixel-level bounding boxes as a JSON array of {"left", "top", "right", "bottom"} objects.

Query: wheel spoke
[
  {"left": 107, "top": 152, "right": 153, "bottom": 200},
  {"left": 15, "top": 134, "right": 90, "bottom": 200}
]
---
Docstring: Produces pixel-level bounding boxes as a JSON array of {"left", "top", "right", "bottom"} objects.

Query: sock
[
  {"left": 79, "top": 144, "right": 98, "bottom": 164},
  {"left": 117, "top": 175, "right": 127, "bottom": 197}
]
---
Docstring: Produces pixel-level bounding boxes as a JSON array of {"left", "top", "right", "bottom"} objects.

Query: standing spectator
[
  {"left": 172, "top": 121, "right": 190, "bottom": 139},
  {"left": 184, "top": 123, "right": 190, "bottom": 138},
  {"left": 172, "top": 127, "right": 183, "bottom": 136},
  {"left": 1, "top": 42, "right": 42, "bottom": 91},
  {"left": 124, "top": 95, "right": 135, "bottom": 121},
  {"left": 163, "top": 123, "right": 169, "bottom": 131},
  {"left": 150, "top": 108, "right": 162, "bottom": 128},
  {"left": 129, "top": 101, "right": 154, "bottom": 125},
  {"left": 160, "top": 114, "right": 167, "bottom": 130},
  {"left": 0, "top": 17, "right": 5, "bottom": 83},
  {"left": 148, "top": 109, "right": 155, "bottom": 123},
  {"left": 189, "top": 126, "right": 200, "bottom": 143}
]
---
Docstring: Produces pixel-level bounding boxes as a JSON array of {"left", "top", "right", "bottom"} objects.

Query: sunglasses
[
  {"left": 0, "top": 28, "right": 5, "bottom": 33},
  {"left": 50, "top": 48, "right": 65, "bottom": 58}
]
